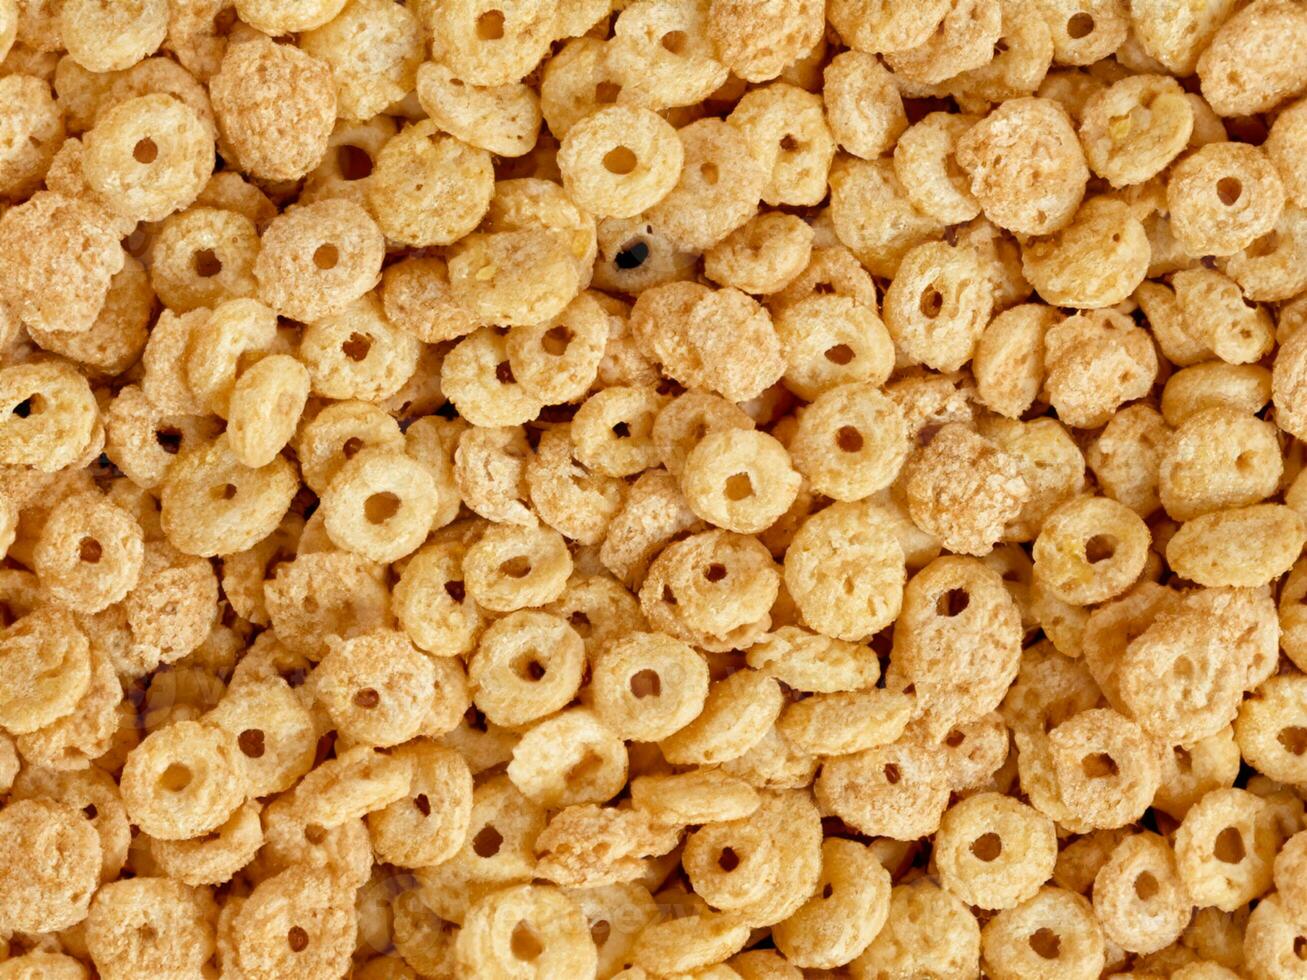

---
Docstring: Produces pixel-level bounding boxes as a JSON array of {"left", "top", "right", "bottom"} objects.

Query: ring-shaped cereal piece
[
  {"left": 507, "top": 708, "right": 628, "bottom": 808},
  {"left": 33, "top": 491, "right": 143, "bottom": 614},
  {"left": 1031, "top": 495, "right": 1150, "bottom": 605},
  {"left": 934, "top": 792, "right": 1057, "bottom": 912},
  {"left": 681, "top": 428, "right": 801, "bottom": 534},
  {"left": 0, "top": 607, "right": 92, "bottom": 735},
  {"left": 321, "top": 447, "right": 439, "bottom": 564},
  {"left": 119, "top": 719, "right": 245, "bottom": 840},
  {"left": 0, "top": 360, "right": 99, "bottom": 473},
  {"left": 0, "top": 798, "right": 101, "bottom": 935},
  {"left": 456, "top": 884, "right": 596, "bottom": 978},
  {"left": 559, "top": 106, "right": 684, "bottom": 219},
  {"left": 469, "top": 610, "right": 585, "bottom": 727}
]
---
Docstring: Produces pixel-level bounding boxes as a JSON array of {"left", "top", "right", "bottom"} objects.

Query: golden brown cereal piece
[
  {"left": 233, "top": 866, "right": 356, "bottom": 980},
  {"left": 448, "top": 228, "right": 582, "bottom": 327},
  {"left": 0, "top": 191, "right": 124, "bottom": 334},
  {"left": 935, "top": 792, "right": 1057, "bottom": 911},
  {"left": 1234, "top": 673, "right": 1307, "bottom": 787},
  {"left": 891, "top": 556, "right": 1022, "bottom": 736},
  {"left": 784, "top": 498, "right": 906, "bottom": 641},
  {"left": 826, "top": 0, "right": 950, "bottom": 54},
  {"left": 0, "top": 74, "right": 63, "bottom": 201},
  {"left": 226, "top": 354, "right": 310, "bottom": 468},
  {"left": 973, "top": 303, "right": 1059, "bottom": 419},
  {"left": 1080, "top": 74, "right": 1192, "bottom": 187},
  {"left": 300, "top": 0, "right": 422, "bottom": 122},
  {"left": 1159, "top": 406, "right": 1281, "bottom": 521},
  {"left": 508, "top": 707, "right": 628, "bottom": 808},
  {"left": 0, "top": 953, "right": 88, "bottom": 979},
  {"left": 457, "top": 884, "right": 596, "bottom": 978},
  {"left": 778, "top": 688, "right": 913, "bottom": 757},
  {"left": 0, "top": 606, "right": 91, "bottom": 735},
  {"left": 707, "top": 0, "right": 823, "bottom": 83},
  {"left": 148, "top": 799, "right": 261, "bottom": 886},
  {"left": 431, "top": 0, "right": 555, "bottom": 87},
  {"left": 300, "top": 294, "right": 420, "bottom": 403},
  {"left": 321, "top": 447, "right": 439, "bottom": 563},
  {"left": 0, "top": 798, "right": 101, "bottom": 934},
  {"left": 213, "top": 670, "right": 314, "bottom": 796},
  {"left": 83, "top": 93, "right": 211, "bottom": 223},
  {"left": 816, "top": 737, "right": 950, "bottom": 840},
  {"left": 1032, "top": 495, "right": 1150, "bottom": 605},
  {"left": 1167, "top": 503, "right": 1306, "bottom": 588},
  {"left": 367, "top": 739, "right": 472, "bottom": 868},
  {"left": 209, "top": 33, "right": 335, "bottom": 181},
  {"left": 265, "top": 549, "right": 392, "bottom": 660},
  {"left": 469, "top": 609, "right": 583, "bottom": 727},
  {"left": 1042, "top": 309, "right": 1158, "bottom": 428},
  {"left": 946, "top": 0, "right": 1054, "bottom": 104},
  {"left": 528, "top": 426, "right": 624, "bottom": 545},
  {"left": 1169, "top": 142, "right": 1285, "bottom": 258},
  {"left": 774, "top": 294, "right": 894, "bottom": 401},
  {"left": 314, "top": 629, "right": 436, "bottom": 748},
  {"left": 381, "top": 256, "right": 481, "bottom": 345},
  {"left": 884, "top": 240, "right": 993, "bottom": 371},
  {"left": 442, "top": 327, "right": 547, "bottom": 428},
  {"left": 660, "top": 667, "right": 783, "bottom": 766},
  {"left": 1173, "top": 267, "right": 1273, "bottom": 365},
  {"left": 0, "top": 360, "right": 99, "bottom": 473},
  {"left": 147, "top": 206, "right": 260, "bottom": 313},
  {"left": 591, "top": 629, "right": 709, "bottom": 742},
  {"left": 1037, "top": 0, "right": 1128, "bottom": 66},
  {"left": 454, "top": 425, "right": 532, "bottom": 528},
  {"left": 34, "top": 490, "right": 143, "bottom": 614},
  {"left": 416, "top": 60, "right": 540, "bottom": 158},
  {"left": 980, "top": 887, "right": 1106, "bottom": 980},
  {"left": 681, "top": 428, "right": 801, "bottom": 534},
  {"left": 884, "top": 0, "right": 1002, "bottom": 85},
  {"left": 119, "top": 718, "right": 245, "bottom": 840},
  {"left": 1176, "top": 787, "right": 1279, "bottom": 912},
  {"left": 58, "top": 0, "right": 164, "bottom": 72},
  {"left": 255, "top": 199, "right": 384, "bottom": 324},
  {"left": 1131, "top": 0, "right": 1235, "bottom": 76},
  {"left": 1022, "top": 195, "right": 1150, "bottom": 307},
  {"left": 828, "top": 155, "right": 946, "bottom": 278},
  {"left": 851, "top": 879, "right": 980, "bottom": 979},
  {"left": 769, "top": 837, "right": 889, "bottom": 968},
  {"left": 559, "top": 105, "right": 683, "bottom": 219},
  {"left": 1162, "top": 361, "right": 1270, "bottom": 427},
  {"left": 903, "top": 423, "right": 1029, "bottom": 557},
  {"left": 85, "top": 877, "right": 214, "bottom": 980},
  {"left": 1197, "top": 0, "right": 1307, "bottom": 116},
  {"left": 893, "top": 112, "right": 979, "bottom": 226},
  {"left": 727, "top": 82, "right": 835, "bottom": 208},
  {"left": 955, "top": 96, "right": 1087, "bottom": 236},
  {"left": 822, "top": 50, "right": 906, "bottom": 160},
  {"left": 606, "top": 0, "right": 727, "bottom": 111},
  {"left": 704, "top": 211, "right": 814, "bottom": 295}
]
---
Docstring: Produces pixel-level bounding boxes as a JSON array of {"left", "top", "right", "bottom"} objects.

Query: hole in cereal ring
[
  {"left": 341, "top": 436, "right": 364, "bottom": 459},
  {"left": 1279, "top": 727, "right": 1307, "bottom": 755},
  {"left": 287, "top": 926, "right": 309, "bottom": 952},
  {"left": 414, "top": 793, "right": 431, "bottom": 816},
  {"left": 717, "top": 847, "right": 740, "bottom": 871},
  {"left": 476, "top": 9, "right": 505, "bottom": 40},
  {"left": 133, "top": 138, "right": 158, "bottom": 164},
  {"left": 591, "top": 920, "right": 611, "bottom": 946},
  {"left": 82, "top": 804, "right": 98, "bottom": 820},
  {"left": 919, "top": 287, "right": 944, "bottom": 318},
  {"left": 193, "top": 248, "right": 223, "bottom": 278},
  {"left": 615, "top": 239, "right": 649, "bottom": 270},
  {"left": 567, "top": 749, "right": 605, "bottom": 782},
  {"left": 513, "top": 653, "right": 546, "bottom": 681},
  {"left": 313, "top": 243, "right": 340, "bottom": 271},
  {"left": 595, "top": 80, "right": 621, "bottom": 104},
  {"left": 662, "top": 584, "right": 677, "bottom": 606},
  {"left": 304, "top": 824, "right": 327, "bottom": 844},
  {"left": 337, "top": 144, "right": 373, "bottom": 181},
  {"left": 238, "top": 728, "right": 266, "bottom": 758},
  {"left": 836, "top": 426, "right": 864, "bottom": 453},
  {"left": 704, "top": 562, "right": 727, "bottom": 582},
  {"left": 610, "top": 420, "right": 631, "bottom": 438},
  {"left": 936, "top": 588, "right": 970, "bottom": 617},
  {"left": 1214, "top": 826, "right": 1245, "bottom": 863},
  {"left": 353, "top": 687, "right": 380, "bottom": 708},
  {"left": 1029, "top": 927, "right": 1061, "bottom": 959},
  {"left": 660, "top": 30, "right": 687, "bottom": 54},
  {"left": 1296, "top": 936, "right": 1307, "bottom": 960},
  {"left": 511, "top": 921, "right": 543, "bottom": 961},
  {"left": 542, "top": 325, "right": 573, "bottom": 355},
  {"left": 364, "top": 492, "right": 401, "bottom": 525},
  {"left": 1173, "top": 745, "right": 1192, "bottom": 772},
  {"left": 214, "top": 6, "right": 237, "bottom": 33},
  {"left": 824, "top": 343, "right": 854, "bottom": 365},
  {"left": 821, "top": 883, "right": 834, "bottom": 898},
  {"left": 630, "top": 669, "right": 661, "bottom": 699},
  {"left": 123, "top": 225, "right": 150, "bottom": 256},
  {"left": 1247, "top": 230, "right": 1279, "bottom": 257},
  {"left": 472, "top": 824, "right": 504, "bottom": 857},
  {"left": 603, "top": 146, "right": 638, "bottom": 175},
  {"left": 1066, "top": 12, "right": 1094, "bottom": 38},
  {"left": 1081, "top": 752, "right": 1118, "bottom": 778},
  {"left": 970, "top": 832, "right": 1002, "bottom": 861},
  {"left": 160, "top": 763, "right": 193, "bottom": 791},
  {"left": 213, "top": 483, "right": 238, "bottom": 501},
  {"left": 1236, "top": 450, "right": 1257, "bottom": 473},
  {"left": 883, "top": 763, "right": 901, "bottom": 784},
  {"left": 154, "top": 427, "right": 183, "bottom": 454},
  {"left": 78, "top": 538, "right": 102, "bottom": 564},
  {"left": 1084, "top": 535, "right": 1117, "bottom": 564},
  {"left": 500, "top": 556, "right": 532, "bottom": 578},
  {"left": 445, "top": 580, "right": 466, "bottom": 603},
  {"left": 724, "top": 472, "right": 753, "bottom": 500},
  {"left": 1216, "top": 177, "right": 1242, "bottom": 206},
  {"left": 1134, "top": 871, "right": 1159, "bottom": 901},
  {"left": 779, "top": 134, "right": 799, "bottom": 153},
  {"left": 699, "top": 162, "right": 719, "bottom": 185},
  {"left": 495, "top": 361, "right": 516, "bottom": 384},
  {"left": 12, "top": 395, "right": 43, "bottom": 418},
  {"left": 569, "top": 611, "right": 591, "bottom": 634},
  {"left": 944, "top": 729, "right": 966, "bottom": 748},
  {"left": 342, "top": 333, "right": 372, "bottom": 361}
]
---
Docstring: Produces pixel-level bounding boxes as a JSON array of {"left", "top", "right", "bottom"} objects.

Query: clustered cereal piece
[{"left": 8, "top": 1, "right": 1307, "bottom": 978}]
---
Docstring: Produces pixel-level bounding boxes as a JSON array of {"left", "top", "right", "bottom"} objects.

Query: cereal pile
[{"left": 8, "top": 0, "right": 1307, "bottom": 977}]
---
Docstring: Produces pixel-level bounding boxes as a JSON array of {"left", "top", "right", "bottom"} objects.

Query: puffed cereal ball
[
  {"left": 559, "top": 106, "right": 684, "bottom": 219},
  {"left": 955, "top": 96, "right": 1088, "bottom": 236},
  {"left": 680, "top": 428, "right": 801, "bottom": 534},
  {"left": 59, "top": 0, "right": 166, "bottom": 73},
  {"left": 209, "top": 34, "right": 337, "bottom": 181},
  {"left": 935, "top": 792, "right": 1057, "bottom": 911},
  {"left": 255, "top": 199, "right": 384, "bottom": 324},
  {"left": 1167, "top": 143, "right": 1286, "bottom": 258},
  {"left": 0, "top": 798, "right": 101, "bottom": 934},
  {"left": 365, "top": 119, "right": 495, "bottom": 248}
]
